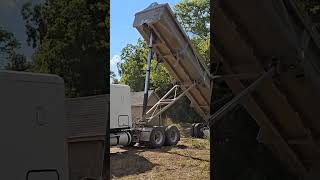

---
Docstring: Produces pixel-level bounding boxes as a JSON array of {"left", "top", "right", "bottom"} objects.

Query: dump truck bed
[
  {"left": 213, "top": 0, "right": 320, "bottom": 177},
  {"left": 133, "top": 3, "right": 211, "bottom": 119}
]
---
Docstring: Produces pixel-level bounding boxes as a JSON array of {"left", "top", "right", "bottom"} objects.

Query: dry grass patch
[{"left": 110, "top": 137, "right": 210, "bottom": 180}]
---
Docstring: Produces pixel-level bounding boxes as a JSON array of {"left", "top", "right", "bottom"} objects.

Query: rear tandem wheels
[
  {"left": 191, "top": 123, "right": 210, "bottom": 138},
  {"left": 128, "top": 125, "right": 180, "bottom": 148}
]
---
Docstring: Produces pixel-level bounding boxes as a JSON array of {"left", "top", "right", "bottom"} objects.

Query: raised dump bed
[
  {"left": 133, "top": 3, "right": 211, "bottom": 120},
  {"left": 213, "top": 0, "right": 320, "bottom": 178}
]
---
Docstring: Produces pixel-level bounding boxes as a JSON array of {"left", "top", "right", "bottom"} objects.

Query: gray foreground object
[{"left": 0, "top": 70, "right": 68, "bottom": 180}]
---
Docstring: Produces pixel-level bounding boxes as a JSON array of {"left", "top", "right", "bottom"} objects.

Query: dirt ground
[{"left": 110, "top": 123, "right": 210, "bottom": 180}]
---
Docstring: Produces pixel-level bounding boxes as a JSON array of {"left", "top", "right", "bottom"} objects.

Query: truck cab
[{"left": 110, "top": 84, "right": 132, "bottom": 131}]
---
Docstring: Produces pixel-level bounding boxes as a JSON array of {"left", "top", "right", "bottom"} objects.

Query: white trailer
[{"left": 0, "top": 70, "right": 68, "bottom": 180}]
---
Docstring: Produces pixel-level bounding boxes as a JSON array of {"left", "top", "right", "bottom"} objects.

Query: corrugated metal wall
[{"left": 65, "top": 94, "right": 109, "bottom": 138}]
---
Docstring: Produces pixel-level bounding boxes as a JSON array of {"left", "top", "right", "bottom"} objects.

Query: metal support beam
[
  {"left": 138, "top": 83, "right": 196, "bottom": 124},
  {"left": 142, "top": 31, "right": 153, "bottom": 122},
  {"left": 211, "top": 45, "right": 307, "bottom": 175},
  {"left": 208, "top": 67, "right": 275, "bottom": 127},
  {"left": 210, "top": 73, "right": 261, "bottom": 80}
]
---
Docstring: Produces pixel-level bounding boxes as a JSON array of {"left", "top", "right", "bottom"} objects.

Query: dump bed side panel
[
  {"left": 214, "top": 0, "right": 320, "bottom": 175},
  {"left": 134, "top": 3, "right": 211, "bottom": 119}
]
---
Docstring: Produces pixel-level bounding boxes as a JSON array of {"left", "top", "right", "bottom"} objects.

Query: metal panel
[
  {"left": 213, "top": 0, "right": 320, "bottom": 176},
  {"left": 0, "top": 70, "right": 68, "bottom": 180},
  {"left": 110, "top": 84, "right": 132, "bottom": 129},
  {"left": 67, "top": 139, "right": 105, "bottom": 180},
  {"left": 65, "top": 94, "right": 109, "bottom": 138}
]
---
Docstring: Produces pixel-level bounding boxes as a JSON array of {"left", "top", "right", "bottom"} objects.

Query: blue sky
[{"left": 110, "top": 0, "right": 181, "bottom": 79}]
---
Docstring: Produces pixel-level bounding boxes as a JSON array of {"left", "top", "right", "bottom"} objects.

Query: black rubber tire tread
[
  {"left": 194, "top": 123, "right": 204, "bottom": 138},
  {"left": 164, "top": 125, "right": 180, "bottom": 146},
  {"left": 191, "top": 123, "right": 196, "bottom": 137},
  {"left": 148, "top": 126, "right": 165, "bottom": 149}
]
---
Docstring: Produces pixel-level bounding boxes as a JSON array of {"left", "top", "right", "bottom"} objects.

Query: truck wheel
[
  {"left": 191, "top": 123, "right": 196, "bottom": 137},
  {"left": 164, "top": 125, "right": 180, "bottom": 146},
  {"left": 148, "top": 127, "right": 165, "bottom": 148},
  {"left": 194, "top": 123, "right": 204, "bottom": 138}
]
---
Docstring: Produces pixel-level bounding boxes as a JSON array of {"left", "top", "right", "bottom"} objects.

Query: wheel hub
[{"left": 154, "top": 131, "right": 163, "bottom": 144}]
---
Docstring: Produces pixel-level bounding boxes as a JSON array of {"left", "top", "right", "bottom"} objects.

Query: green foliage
[
  {"left": 0, "top": 26, "right": 30, "bottom": 71},
  {"left": 165, "top": 96, "right": 203, "bottom": 123},
  {"left": 174, "top": 0, "right": 210, "bottom": 65},
  {"left": 174, "top": 0, "right": 209, "bottom": 38},
  {"left": 0, "top": 26, "right": 19, "bottom": 58},
  {"left": 21, "top": 0, "right": 109, "bottom": 97},
  {"left": 110, "top": 70, "right": 119, "bottom": 84},
  {"left": 117, "top": 38, "right": 172, "bottom": 92},
  {"left": 0, "top": 26, "right": 19, "bottom": 68},
  {"left": 6, "top": 53, "right": 31, "bottom": 71},
  {"left": 191, "top": 35, "right": 210, "bottom": 65}
]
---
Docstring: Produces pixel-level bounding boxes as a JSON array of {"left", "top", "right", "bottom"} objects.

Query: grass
[
  {"left": 110, "top": 122, "right": 210, "bottom": 180},
  {"left": 185, "top": 137, "right": 209, "bottom": 150}
]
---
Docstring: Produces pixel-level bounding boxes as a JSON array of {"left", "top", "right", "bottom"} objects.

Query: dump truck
[
  {"left": 67, "top": 84, "right": 181, "bottom": 149},
  {"left": 133, "top": 2, "right": 211, "bottom": 139},
  {"left": 134, "top": 1, "right": 320, "bottom": 179}
]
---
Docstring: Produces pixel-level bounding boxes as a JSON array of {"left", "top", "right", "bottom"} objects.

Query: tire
[
  {"left": 148, "top": 126, "right": 165, "bottom": 148},
  {"left": 194, "top": 123, "right": 204, "bottom": 138},
  {"left": 164, "top": 125, "right": 180, "bottom": 146},
  {"left": 191, "top": 123, "right": 196, "bottom": 137}
]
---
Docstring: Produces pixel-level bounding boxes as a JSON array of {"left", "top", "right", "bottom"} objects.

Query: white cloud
[{"left": 110, "top": 54, "right": 121, "bottom": 65}]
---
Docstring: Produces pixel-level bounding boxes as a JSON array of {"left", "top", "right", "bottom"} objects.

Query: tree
[
  {"left": 0, "top": 26, "right": 30, "bottom": 71},
  {"left": 0, "top": 26, "right": 19, "bottom": 69},
  {"left": 21, "top": 0, "right": 108, "bottom": 97},
  {"left": 110, "top": 71, "right": 119, "bottom": 84},
  {"left": 174, "top": 0, "right": 209, "bottom": 38},
  {"left": 6, "top": 53, "right": 31, "bottom": 71},
  {"left": 174, "top": 0, "right": 210, "bottom": 65},
  {"left": 117, "top": 38, "right": 172, "bottom": 92}
]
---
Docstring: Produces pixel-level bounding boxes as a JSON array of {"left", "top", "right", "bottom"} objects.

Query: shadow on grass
[{"left": 110, "top": 148, "right": 157, "bottom": 178}]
